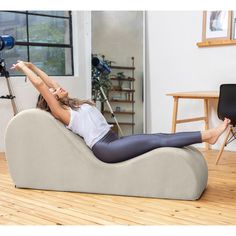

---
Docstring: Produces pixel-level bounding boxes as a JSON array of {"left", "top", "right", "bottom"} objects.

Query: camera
[{"left": 0, "top": 35, "right": 15, "bottom": 51}]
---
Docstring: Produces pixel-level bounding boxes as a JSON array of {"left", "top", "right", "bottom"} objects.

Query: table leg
[
  {"left": 204, "top": 98, "right": 210, "bottom": 150},
  {"left": 171, "top": 97, "right": 178, "bottom": 133}
]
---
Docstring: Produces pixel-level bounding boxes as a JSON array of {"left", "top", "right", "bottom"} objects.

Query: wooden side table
[{"left": 167, "top": 91, "right": 219, "bottom": 150}]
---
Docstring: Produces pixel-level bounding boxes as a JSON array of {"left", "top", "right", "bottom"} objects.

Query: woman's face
[{"left": 49, "top": 87, "right": 69, "bottom": 99}]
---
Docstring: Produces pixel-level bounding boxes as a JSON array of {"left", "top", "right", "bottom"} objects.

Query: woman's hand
[
  {"left": 10, "top": 61, "right": 27, "bottom": 72},
  {"left": 11, "top": 60, "right": 33, "bottom": 72},
  {"left": 18, "top": 60, "right": 33, "bottom": 69}
]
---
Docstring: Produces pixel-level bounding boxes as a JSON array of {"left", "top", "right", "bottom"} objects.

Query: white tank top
[{"left": 66, "top": 104, "right": 112, "bottom": 148}]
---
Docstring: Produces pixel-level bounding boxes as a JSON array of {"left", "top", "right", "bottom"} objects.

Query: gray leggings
[{"left": 92, "top": 130, "right": 202, "bottom": 163}]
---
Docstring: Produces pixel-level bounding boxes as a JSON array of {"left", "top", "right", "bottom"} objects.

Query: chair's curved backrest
[{"left": 217, "top": 84, "right": 236, "bottom": 126}]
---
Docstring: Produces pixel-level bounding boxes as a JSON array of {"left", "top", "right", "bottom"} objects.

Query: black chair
[{"left": 216, "top": 84, "right": 236, "bottom": 164}]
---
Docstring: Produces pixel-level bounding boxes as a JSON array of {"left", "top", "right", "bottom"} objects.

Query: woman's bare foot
[{"left": 205, "top": 118, "right": 231, "bottom": 144}]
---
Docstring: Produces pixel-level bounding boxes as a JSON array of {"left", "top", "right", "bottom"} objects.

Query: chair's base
[{"left": 216, "top": 125, "right": 236, "bottom": 164}]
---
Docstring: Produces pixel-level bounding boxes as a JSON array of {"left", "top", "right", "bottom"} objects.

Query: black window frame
[{"left": 4, "top": 10, "right": 74, "bottom": 76}]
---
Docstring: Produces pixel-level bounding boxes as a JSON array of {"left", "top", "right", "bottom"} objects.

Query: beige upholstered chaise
[{"left": 5, "top": 109, "right": 208, "bottom": 200}]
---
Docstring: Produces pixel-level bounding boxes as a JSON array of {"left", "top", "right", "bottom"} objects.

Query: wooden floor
[{"left": 0, "top": 150, "right": 236, "bottom": 225}]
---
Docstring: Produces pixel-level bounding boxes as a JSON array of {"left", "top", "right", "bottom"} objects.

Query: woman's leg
[
  {"left": 201, "top": 118, "right": 230, "bottom": 144},
  {"left": 92, "top": 118, "right": 230, "bottom": 163},
  {"left": 92, "top": 130, "right": 202, "bottom": 163}
]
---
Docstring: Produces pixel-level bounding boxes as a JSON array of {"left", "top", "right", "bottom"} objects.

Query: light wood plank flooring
[{"left": 0, "top": 150, "right": 236, "bottom": 225}]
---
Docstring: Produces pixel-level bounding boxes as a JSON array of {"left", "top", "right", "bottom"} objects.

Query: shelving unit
[{"left": 102, "top": 57, "right": 136, "bottom": 135}]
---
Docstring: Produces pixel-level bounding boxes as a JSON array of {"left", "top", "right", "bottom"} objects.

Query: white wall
[
  {"left": 146, "top": 11, "right": 236, "bottom": 151},
  {"left": 0, "top": 11, "right": 91, "bottom": 151}
]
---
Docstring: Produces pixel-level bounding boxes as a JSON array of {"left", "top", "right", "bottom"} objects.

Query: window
[{"left": 0, "top": 11, "right": 73, "bottom": 76}]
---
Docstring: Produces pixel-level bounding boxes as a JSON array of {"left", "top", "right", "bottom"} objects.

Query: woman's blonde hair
[{"left": 36, "top": 94, "right": 95, "bottom": 112}]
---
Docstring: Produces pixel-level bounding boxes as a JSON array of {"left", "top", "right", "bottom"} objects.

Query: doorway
[{"left": 91, "top": 11, "right": 145, "bottom": 135}]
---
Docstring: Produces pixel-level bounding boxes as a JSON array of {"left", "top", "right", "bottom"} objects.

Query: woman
[{"left": 11, "top": 61, "right": 230, "bottom": 163}]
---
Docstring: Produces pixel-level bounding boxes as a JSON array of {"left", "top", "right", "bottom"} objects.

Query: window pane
[
  {"left": 29, "top": 46, "right": 72, "bottom": 76},
  {"left": 28, "top": 15, "right": 70, "bottom": 44},
  {"left": 29, "top": 11, "right": 69, "bottom": 17},
  {"left": 0, "top": 11, "right": 73, "bottom": 76},
  {"left": 0, "top": 12, "right": 27, "bottom": 42},
  {"left": 3, "top": 45, "right": 28, "bottom": 75}
]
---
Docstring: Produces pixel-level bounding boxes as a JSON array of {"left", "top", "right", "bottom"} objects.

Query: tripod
[
  {"left": 94, "top": 76, "right": 124, "bottom": 137},
  {"left": 0, "top": 58, "right": 18, "bottom": 115}
]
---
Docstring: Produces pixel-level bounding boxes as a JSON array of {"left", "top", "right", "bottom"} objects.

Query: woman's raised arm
[
  {"left": 19, "top": 61, "right": 60, "bottom": 89},
  {"left": 11, "top": 61, "right": 70, "bottom": 125}
]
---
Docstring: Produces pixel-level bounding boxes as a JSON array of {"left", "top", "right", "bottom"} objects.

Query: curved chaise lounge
[{"left": 5, "top": 109, "right": 208, "bottom": 200}]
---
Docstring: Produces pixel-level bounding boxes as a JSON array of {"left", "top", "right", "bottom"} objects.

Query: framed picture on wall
[
  {"left": 202, "top": 11, "right": 232, "bottom": 41},
  {"left": 231, "top": 11, "right": 236, "bottom": 39}
]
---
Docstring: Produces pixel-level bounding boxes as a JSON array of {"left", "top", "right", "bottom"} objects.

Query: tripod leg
[
  {"left": 215, "top": 126, "right": 232, "bottom": 165},
  {"left": 99, "top": 85, "right": 124, "bottom": 136},
  {"left": 6, "top": 76, "right": 18, "bottom": 115}
]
